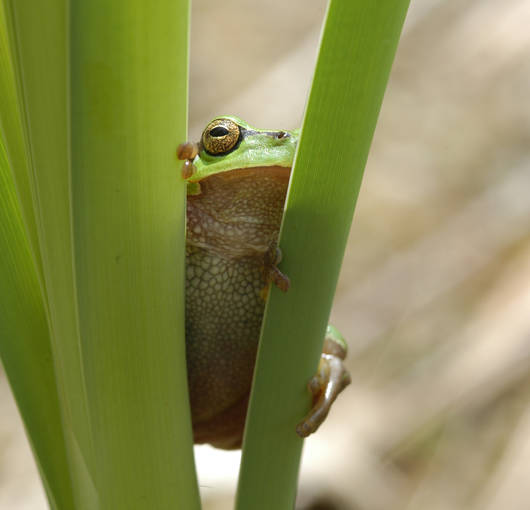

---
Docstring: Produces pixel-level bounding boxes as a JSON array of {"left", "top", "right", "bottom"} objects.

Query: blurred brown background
[{"left": 1, "top": 0, "right": 529, "bottom": 508}]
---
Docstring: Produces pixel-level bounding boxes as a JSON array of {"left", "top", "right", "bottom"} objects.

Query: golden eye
[{"left": 202, "top": 118, "right": 241, "bottom": 155}]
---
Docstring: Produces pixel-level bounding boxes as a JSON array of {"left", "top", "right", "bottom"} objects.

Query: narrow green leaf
[
  {"left": 2, "top": 2, "right": 97, "bottom": 506},
  {"left": 3, "top": 0, "right": 201, "bottom": 507},
  {"left": 236, "top": 1, "right": 410, "bottom": 508},
  {"left": 0, "top": 1, "right": 44, "bottom": 284},
  {"left": 1, "top": 2, "right": 99, "bottom": 506},
  {"left": 69, "top": 1, "right": 200, "bottom": 508},
  {"left": 0, "top": 137, "right": 74, "bottom": 510}
]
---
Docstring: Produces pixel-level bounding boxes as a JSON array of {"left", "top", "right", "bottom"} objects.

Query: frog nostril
[{"left": 210, "top": 126, "right": 229, "bottom": 137}]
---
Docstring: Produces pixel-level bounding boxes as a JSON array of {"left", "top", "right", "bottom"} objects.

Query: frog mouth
[{"left": 213, "top": 165, "right": 291, "bottom": 181}]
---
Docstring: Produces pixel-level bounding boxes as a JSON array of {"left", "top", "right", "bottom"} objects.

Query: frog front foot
[
  {"left": 296, "top": 325, "right": 351, "bottom": 438},
  {"left": 264, "top": 244, "right": 290, "bottom": 292},
  {"left": 177, "top": 141, "right": 199, "bottom": 179}
]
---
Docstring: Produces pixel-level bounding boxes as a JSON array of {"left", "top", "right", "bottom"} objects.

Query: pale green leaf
[{"left": 236, "top": 1, "right": 411, "bottom": 508}]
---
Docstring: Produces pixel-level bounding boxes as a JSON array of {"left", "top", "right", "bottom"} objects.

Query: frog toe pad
[{"left": 295, "top": 351, "right": 351, "bottom": 438}]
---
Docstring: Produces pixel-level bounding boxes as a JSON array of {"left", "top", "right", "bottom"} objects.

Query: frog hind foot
[{"left": 295, "top": 325, "right": 351, "bottom": 438}]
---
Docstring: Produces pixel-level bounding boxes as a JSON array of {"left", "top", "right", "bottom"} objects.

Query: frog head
[{"left": 177, "top": 116, "right": 299, "bottom": 194}]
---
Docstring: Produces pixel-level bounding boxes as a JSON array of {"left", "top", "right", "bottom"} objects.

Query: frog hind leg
[
  {"left": 296, "top": 324, "right": 351, "bottom": 438},
  {"left": 193, "top": 394, "right": 249, "bottom": 450}
]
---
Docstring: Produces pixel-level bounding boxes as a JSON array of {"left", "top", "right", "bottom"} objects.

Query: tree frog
[{"left": 177, "top": 116, "right": 350, "bottom": 449}]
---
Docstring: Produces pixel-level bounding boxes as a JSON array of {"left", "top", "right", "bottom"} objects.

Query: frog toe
[{"left": 270, "top": 266, "right": 290, "bottom": 292}]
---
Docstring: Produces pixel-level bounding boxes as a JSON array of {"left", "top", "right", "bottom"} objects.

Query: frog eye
[{"left": 202, "top": 118, "right": 241, "bottom": 155}]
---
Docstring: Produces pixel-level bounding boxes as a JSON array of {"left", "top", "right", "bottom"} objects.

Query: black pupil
[{"left": 210, "top": 126, "right": 229, "bottom": 137}]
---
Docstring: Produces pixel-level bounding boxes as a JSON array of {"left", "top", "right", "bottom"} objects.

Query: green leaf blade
[
  {"left": 236, "top": 1, "right": 410, "bottom": 508},
  {"left": 0, "top": 135, "right": 75, "bottom": 510},
  {"left": 69, "top": 1, "right": 200, "bottom": 508},
  {"left": 1, "top": 0, "right": 201, "bottom": 508},
  {"left": 2, "top": 2, "right": 97, "bottom": 506}
]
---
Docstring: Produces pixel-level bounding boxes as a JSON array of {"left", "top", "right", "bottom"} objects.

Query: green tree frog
[{"left": 177, "top": 116, "right": 350, "bottom": 449}]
